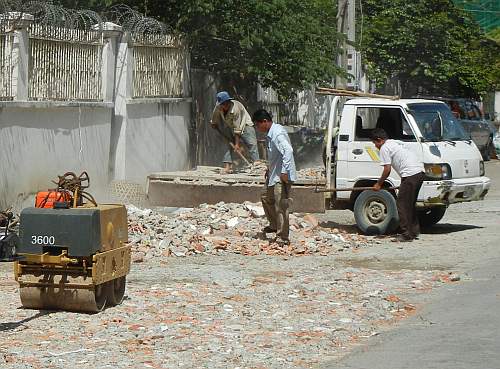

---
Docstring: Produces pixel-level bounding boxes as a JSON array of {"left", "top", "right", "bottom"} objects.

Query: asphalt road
[{"left": 322, "top": 160, "right": 500, "bottom": 369}]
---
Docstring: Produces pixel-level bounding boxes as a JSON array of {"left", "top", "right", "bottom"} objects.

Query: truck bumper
[{"left": 419, "top": 177, "right": 490, "bottom": 205}]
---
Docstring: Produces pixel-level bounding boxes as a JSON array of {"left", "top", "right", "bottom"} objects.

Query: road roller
[{"left": 12, "top": 172, "right": 131, "bottom": 313}]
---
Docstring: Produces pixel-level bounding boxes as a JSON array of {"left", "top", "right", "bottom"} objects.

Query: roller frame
[{"left": 14, "top": 245, "right": 131, "bottom": 313}]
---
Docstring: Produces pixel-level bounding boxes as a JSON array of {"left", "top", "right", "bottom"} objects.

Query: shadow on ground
[
  {"left": 0, "top": 311, "right": 51, "bottom": 332},
  {"left": 319, "top": 220, "right": 360, "bottom": 234},
  {"left": 337, "top": 256, "right": 452, "bottom": 271},
  {"left": 319, "top": 220, "right": 483, "bottom": 237},
  {"left": 421, "top": 223, "right": 483, "bottom": 234}
]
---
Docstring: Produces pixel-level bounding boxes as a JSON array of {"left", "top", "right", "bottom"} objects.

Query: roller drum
[{"left": 18, "top": 274, "right": 111, "bottom": 313}]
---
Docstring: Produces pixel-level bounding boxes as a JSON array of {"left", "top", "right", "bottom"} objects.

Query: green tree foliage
[
  {"left": 172, "top": 0, "right": 344, "bottom": 96},
  {"left": 361, "top": 0, "right": 500, "bottom": 97},
  {"left": 58, "top": 0, "right": 344, "bottom": 97}
]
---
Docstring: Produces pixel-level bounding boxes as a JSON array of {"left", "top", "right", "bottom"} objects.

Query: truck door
[{"left": 344, "top": 106, "right": 421, "bottom": 188}]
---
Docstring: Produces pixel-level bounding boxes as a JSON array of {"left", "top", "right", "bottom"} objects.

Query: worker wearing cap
[
  {"left": 253, "top": 108, "right": 296, "bottom": 245},
  {"left": 210, "top": 91, "right": 259, "bottom": 173}
]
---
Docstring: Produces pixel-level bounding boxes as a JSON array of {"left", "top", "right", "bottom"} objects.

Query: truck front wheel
[
  {"left": 417, "top": 206, "right": 447, "bottom": 228},
  {"left": 354, "top": 190, "right": 399, "bottom": 235}
]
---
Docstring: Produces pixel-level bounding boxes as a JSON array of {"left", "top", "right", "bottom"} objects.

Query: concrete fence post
[
  {"left": 99, "top": 22, "right": 123, "bottom": 102},
  {"left": 109, "top": 32, "right": 133, "bottom": 180},
  {"left": 1, "top": 12, "right": 34, "bottom": 101},
  {"left": 124, "top": 32, "right": 134, "bottom": 100}
]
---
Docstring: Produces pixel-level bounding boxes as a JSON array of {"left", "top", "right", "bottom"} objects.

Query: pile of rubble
[
  {"left": 127, "top": 201, "right": 373, "bottom": 262},
  {"left": 236, "top": 161, "right": 325, "bottom": 181},
  {"left": 236, "top": 160, "right": 267, "bottom": 175}
]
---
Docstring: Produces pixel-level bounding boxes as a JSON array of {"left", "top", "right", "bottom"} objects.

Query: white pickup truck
[{"left": 324, "top": 96, "right": 491, "bottom": 235}]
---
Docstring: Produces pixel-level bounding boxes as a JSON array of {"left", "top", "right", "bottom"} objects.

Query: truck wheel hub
[{"left": 365, "top": 200, "right": 386, "bottom": 223}]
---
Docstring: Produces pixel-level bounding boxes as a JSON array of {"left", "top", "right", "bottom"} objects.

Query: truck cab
[{"left": 325, "top": 97, "right": 490, "bottom": 234}]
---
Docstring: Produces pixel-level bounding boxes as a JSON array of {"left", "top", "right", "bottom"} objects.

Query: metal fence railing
[
  {"left": 0, "top": 22, "right": 187, "bottom": 102},
  {"left": 132, "top": 34, "right": 185, "bottom": 99},
  {"left": 28, "top": 24, "right": 103, "bottom": 101},
  {"left": 0, "top": 32, "right": 14, "bottom": 101}
]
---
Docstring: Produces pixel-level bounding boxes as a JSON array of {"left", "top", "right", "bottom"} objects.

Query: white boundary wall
[
  {"left": 0, "top": 102, "right": 112, "bottom": 208},
  {"left": 0, "top": 18, "right": 192, "bottom": 209},
  {"left": 110, "top": 31, "right": 191, "bottom": 183}
]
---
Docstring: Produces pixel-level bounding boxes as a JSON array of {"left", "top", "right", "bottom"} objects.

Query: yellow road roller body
[{"left": 14, "top": 204, "right": 130, "bottom": 313}]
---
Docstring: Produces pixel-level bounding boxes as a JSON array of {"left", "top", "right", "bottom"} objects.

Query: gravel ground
[
  {"left": 0, "top": 201, "right": 456, "bottom": 369},
  {"left": 0, "top": 254, "right": 452, "bottom": 369},
  {"left": 4, "top": 161, "right": 497, "bottom": 369}
]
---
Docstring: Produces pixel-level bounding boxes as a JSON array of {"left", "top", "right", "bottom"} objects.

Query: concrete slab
[{"left": 147, "top": 167, "right": 326, "bottom": 213}]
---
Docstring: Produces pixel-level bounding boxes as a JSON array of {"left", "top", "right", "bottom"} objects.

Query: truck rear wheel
[
  {"left": 354, "top": 190, "right": 399, "bottom": 235},
  {"left": 417, "top": 206, "right": 446, "bottom": 227}
]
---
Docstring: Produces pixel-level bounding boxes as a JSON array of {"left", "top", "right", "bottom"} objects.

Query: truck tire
[
  {"left": 354, "top": 190, "right": 399, "bottom": 235},
  {"left": 417, "top": 206, "right": 446, "bottom": 228}
]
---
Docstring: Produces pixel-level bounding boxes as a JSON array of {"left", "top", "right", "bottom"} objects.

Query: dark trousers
[{"left": 397, "top": 172, "right": 425, "bottom": 239}]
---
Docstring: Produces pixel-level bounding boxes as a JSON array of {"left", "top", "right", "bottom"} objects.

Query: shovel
[{"left": 213, "top": 126, "right": 251, "bottom": 166}]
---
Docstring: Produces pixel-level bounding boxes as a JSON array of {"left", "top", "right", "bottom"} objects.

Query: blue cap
[{"left": 216, "top": 91, "right": 232, "bottom": 105}]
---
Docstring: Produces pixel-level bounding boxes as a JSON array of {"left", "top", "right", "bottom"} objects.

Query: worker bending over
[
  {"left": 371, "top": 128, "right": 425, "bottom": 242},
  {"left": 253, "top": 109, "right": 296, "bottom": 245},
  {"left": 210, "top": 91, "right": 259, "bottom": 173}
]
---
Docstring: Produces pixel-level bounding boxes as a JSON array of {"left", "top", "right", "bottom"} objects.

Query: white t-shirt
[{"left": 379, "top": 139, "right": 424, "bottom": 178}]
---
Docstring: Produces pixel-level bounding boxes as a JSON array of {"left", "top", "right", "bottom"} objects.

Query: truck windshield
[{"left": 408, "top": 103, "right": 469, "bottom": 141}]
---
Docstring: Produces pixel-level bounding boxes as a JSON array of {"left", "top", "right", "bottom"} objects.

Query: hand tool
[{"left": 213, "top": 125, "right": 251, "bottom": 165}]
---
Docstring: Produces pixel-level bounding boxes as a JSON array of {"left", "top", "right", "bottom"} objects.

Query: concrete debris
[
  {"left": 200, "top": 160, "right": 326, "bottom": 179},
  {"left": 236, "top": 161, "right": 325, "bottom": 181},
  {"left": 244, "top": 203, "right": 266, "bottom": 217},
  {"left": 127, "top": 202, "right": 374, "bottom": 260},
  {"left": 226, "top": 217, "right": 239, "bottom": 228},
  {"left": 237, "top": 160, "right": 268, "bottom": 175}
]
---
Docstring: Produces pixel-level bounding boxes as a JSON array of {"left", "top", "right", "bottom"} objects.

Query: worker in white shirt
[
  {"left": 371, "top": 128, "right": 425, "bottom": 242},
  {"left": 252, "top": 109, "right": 297, "bottom": 244}
]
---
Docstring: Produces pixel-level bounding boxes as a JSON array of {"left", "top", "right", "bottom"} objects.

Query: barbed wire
[
  {"left": 0, "top": 1, "right": 102, "bottom": 41},
  {"left": 104, "top": 4, "right": 176, "bottom": 45},
  {"left": 105, "top": 5, "right": 169, "bottom": 34},
  {"left": 0, "top": 2, "right": 177, "bottom": 44},
  {"left": 0, "top": 0, "right": 22, "bottom": 14},
  {"left": 1, "top": 1, "right": 102, "bottom": 28}
]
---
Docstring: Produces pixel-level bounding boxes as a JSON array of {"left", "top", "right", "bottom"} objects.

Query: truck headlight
[
  {"left": 480, "top": 161, "right": 485, "bottom": 176},
  {"left": 424, "top": 163, "right": 452, "bottom": 180}
]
